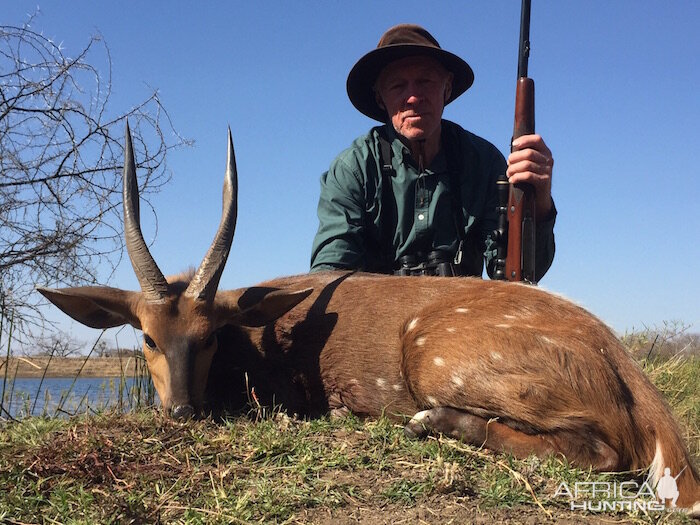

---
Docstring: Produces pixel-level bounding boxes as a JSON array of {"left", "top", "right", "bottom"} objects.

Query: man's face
[{"left": 375, "top": 55, "right": 453, "bottom": 144}]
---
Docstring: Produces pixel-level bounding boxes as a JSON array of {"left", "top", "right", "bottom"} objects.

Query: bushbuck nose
[{"left": 171, "top": 404, "right": 195, "bottom": 420}]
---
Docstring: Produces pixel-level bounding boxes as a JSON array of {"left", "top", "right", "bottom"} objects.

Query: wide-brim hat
[{"left": 347, "top": 24, "right": 474, "bottom": 122}]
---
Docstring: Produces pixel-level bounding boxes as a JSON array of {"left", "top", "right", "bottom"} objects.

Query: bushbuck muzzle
[{"left": 166, "top": 343, "right": 196, "bottom": 420}]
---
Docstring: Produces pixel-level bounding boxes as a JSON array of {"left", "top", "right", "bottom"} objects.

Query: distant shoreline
[{"left": 0, "top": 356, "right": 142, "bottom": 378}]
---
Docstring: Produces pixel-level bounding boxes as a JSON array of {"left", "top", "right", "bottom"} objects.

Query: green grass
[{"left": 1, "top": 403, "right": 698, "bottom": 524}]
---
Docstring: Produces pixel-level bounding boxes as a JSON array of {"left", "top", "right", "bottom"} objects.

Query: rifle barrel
[{"left": 517, "top": 0, "right": 532, "bottom": 78}]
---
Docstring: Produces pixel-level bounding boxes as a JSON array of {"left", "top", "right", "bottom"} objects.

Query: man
[{"left": 310, "top": 24, "right": 556, "bottom": 279}]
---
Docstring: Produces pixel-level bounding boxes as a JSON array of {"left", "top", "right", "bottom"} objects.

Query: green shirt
[{"left": 310, "top": 120, "right": 556, "bottom": 280}]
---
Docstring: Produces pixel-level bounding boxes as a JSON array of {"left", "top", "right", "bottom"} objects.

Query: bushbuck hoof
[
  {"left": 404, "top": 409, "right": 433, "bottom": 439},
  {"left": 171, "top": 404, "right": 196, "bottom": 420},
  {"left": 405, "top": 407, "right": 490, "bottom": 444}
]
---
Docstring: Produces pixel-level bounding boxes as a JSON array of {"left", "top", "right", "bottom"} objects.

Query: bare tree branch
[{"left": 0, "top": 14, "right": 191, "bottom": 338}]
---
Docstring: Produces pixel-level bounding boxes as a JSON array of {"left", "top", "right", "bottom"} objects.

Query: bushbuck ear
[
  {"left": 217, "top": 287, "right": 313, "bottom": 327},
  {"left": 37, "top": 286, "right": 142, "bottom": 330}
]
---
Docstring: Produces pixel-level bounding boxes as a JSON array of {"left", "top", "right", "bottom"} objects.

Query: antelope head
[{"left": 38, "top": 124, "right": 311, "bottom": 419}]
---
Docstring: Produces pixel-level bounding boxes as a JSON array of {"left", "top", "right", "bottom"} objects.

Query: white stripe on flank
[{"left": 647, "top": 439, "right": 665, "bottom": 488}]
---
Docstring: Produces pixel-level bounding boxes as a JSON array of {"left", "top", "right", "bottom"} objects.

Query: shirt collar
[{"left": 383, "top": 123, "right": 448, "bottom": 175}]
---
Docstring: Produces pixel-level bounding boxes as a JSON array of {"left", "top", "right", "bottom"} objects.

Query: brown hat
[{"left": 347, "top": 24, "right": 474, "bottom": 122}]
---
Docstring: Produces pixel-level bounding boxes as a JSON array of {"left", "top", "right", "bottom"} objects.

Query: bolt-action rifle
[{"left": 494, "top": 0, "right": 537, "bottom": 283}]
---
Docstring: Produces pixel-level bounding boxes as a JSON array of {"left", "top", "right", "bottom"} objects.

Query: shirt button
[{"left": 417, "top": 213, "right": 425, "bottom": 221}]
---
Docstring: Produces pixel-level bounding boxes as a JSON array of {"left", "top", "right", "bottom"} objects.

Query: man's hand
[{"left": 507, "top": 134, "right": 553, "bottom": 220}]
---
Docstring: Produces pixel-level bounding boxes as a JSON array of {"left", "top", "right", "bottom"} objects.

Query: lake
[{"left": 0, "top": 376, "right": 158, "bottom": 419}]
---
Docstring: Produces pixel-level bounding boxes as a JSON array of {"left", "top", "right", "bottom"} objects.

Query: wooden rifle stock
[{"left": 505, "top": 77, "right": 536, "bottom": 283}]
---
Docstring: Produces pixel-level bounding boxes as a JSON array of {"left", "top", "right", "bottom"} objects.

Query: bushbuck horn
[
  {"left": 123, "top": 121, "right": 169, "bottom": 302},
  {"left": 184, "top": 128, "right": 238, "bottom": 302}
]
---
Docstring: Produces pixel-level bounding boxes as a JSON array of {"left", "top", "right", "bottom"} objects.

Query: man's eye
[{"left": 144, "top": 334, "right": 157, "bottom": 349}]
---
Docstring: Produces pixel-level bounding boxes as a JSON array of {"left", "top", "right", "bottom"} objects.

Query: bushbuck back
[{"left": 39, "top": 127, "right": 700, "bottom": 513}]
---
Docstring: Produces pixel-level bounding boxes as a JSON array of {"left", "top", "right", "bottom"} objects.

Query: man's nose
[{"left": 405, "top": 91, "right": 422, "bottom": 106}]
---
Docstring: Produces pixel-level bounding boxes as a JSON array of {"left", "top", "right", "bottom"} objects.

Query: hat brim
[{"left": 347, "top": 44, "right": 474, "bottom": 122}]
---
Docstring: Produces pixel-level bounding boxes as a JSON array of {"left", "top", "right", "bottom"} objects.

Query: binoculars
[{"left": 394, "top": 250, "right": 459, "bottom": 277}]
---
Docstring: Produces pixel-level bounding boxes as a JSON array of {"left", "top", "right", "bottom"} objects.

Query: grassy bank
[
  {"left": 0, "top": 355, "right": 698, "bottom": 524},
  {"left": 1, "top": 356, "right": 141, "bottom": 378}
]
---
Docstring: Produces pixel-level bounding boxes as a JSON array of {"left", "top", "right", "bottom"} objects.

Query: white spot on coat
[
  {"left": 406, "top": 318, "right": 419, "bottom": 332},
  {"left": 433, "top": 357, "right": 445, "bottom": 367},
  {"left": 416, "top": 337, "right": 426, "bottom": 346},
  {"left": 375, "top": 378, "right": 387, "bottom": 389},
  {"left": 495, "top": 324, "right": 511, "bottom": 329},
  {"left": 446, "top": 327, "right": 456, "bottom": 333},
  {"left": 490, "top": 351, "right": 503, "bottom": 361},
  {"left": 455, "top": 308, "right": 469, "bottom": 313},
  {"left": 504, "top": 314, "right": 517, "bottom": 320},
  {"left": 392, "top": 384, "right": 402, "bottom": 391},
  {"left": 451, "top": 374, "right": 464, "bottom": 387},
  {"left": 426, "top": 396, "right": 438, "bottom": 406}
]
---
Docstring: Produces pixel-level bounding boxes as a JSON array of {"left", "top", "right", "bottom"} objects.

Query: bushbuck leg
[{"left": 405, "top": 407, "right": 619, "bottom": 471}]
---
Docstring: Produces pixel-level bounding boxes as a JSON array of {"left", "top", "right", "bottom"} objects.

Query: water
[{"left": 0, "top": 377, "right": 157, "bottom": 419}]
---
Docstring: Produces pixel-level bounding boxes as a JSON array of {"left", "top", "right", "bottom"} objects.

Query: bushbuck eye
[
  {"left": 144, "top": 334, "right": 157, "bottom": 349},
  {"left": 204, "top": 333, "right": 216, "bottom": 347}
]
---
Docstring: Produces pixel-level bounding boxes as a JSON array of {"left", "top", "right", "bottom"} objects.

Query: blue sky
[{"left": 5, "top": 1, "right": 699, "bottom": 348}]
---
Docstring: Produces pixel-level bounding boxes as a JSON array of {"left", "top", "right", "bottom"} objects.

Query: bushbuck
[{"left": 39, "top": 127, "right": 700, "bottom": 513}]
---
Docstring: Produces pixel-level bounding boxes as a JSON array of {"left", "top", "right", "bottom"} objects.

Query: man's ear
[
  {"left": 443, "top": 72, "right": 454, "bottom": 103},
  {"left": 216, "top": 287, "right": 313, "bottom": 327},
  {"left": 374, "top": 90, "right": 386, "bottom": 111},
  {"left": 37, "top": 286, "right": 142, "bottom": 330}
]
